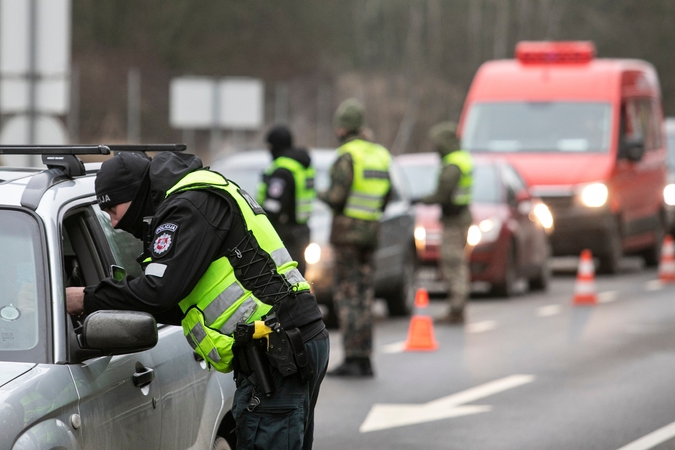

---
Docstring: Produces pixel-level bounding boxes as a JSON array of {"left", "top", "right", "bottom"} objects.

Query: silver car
[
  {"left": 211, "top": 149, "right": 417, "bottom": 326},
  {"left": 0, "top": 147, "right": 236, "bottom": 450}
]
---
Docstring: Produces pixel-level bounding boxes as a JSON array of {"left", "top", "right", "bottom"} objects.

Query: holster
[{"left": 265, "top": 316, "right": 314, "bottom": 383}]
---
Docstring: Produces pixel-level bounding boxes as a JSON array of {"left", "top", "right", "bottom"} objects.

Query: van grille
[{"left": 540, "top": 195, "right": 573, "bottom": 212}]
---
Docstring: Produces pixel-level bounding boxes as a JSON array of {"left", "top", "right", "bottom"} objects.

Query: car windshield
[
  {"left": 0, "top": 209, "right": 49, "bottom": 363},
  {"left": 399, "top": 161, "right": 501, "bottom": 203},
  {"left": 462, "top": 101, "right": 613, "bottom": 153}
]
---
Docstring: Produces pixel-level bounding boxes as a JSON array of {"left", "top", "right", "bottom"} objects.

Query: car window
[
  {"left": 0, "top": 209, "right": 49, "bottom": 363},
  {"left": 398, "top": 162, "right": 441, "bottom": 199},
  {"left": 472, "top": 164, "right": 502, "bottom": 203},
  {"left": 93, "top": 205, "right": 143, "bottom": 277}
]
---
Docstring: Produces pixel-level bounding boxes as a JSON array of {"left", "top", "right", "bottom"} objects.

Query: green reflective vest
[
  {"left": 159, "top": 170, "right": 310, "bottom": 373},
  {"left": 257, "top": 156, "right": 316, "bottom": 224},
  {"left": 442, "top": 150, "right": 473, "bottom": 206},
  {"left": 337, "top": 139, "right": 392, "bottom": 221}
]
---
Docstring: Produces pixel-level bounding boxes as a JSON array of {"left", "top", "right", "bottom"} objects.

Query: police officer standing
[
  {"left": 319, "top": 99, "right": 391, "bottom": 377},
  {"left": 65, "top": 151, "right": 329, "bottom": 449},
  {"left": 257, "top": 125, "right": 315, "bottom": 275},
  {"left": 419, "top": 122, "right": 473, "bottom": 324}
]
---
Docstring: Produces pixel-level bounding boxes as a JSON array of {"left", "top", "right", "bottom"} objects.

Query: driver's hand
[{"left": 66, "top": 287, "right": 85, "bottom": 317}]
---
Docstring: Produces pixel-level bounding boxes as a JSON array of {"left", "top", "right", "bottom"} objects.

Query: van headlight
[
  {"left": 467, "top": 224, "right": 482, "bottom": 246},
  {"left": 579, "top": 183, "right": 608, "bottom": 207},
  {"left": 664, "top": 184, "right": 675, "bottom": 206},
  {"left": 304, "top": 243, "right": 321, "bottom": 265}
]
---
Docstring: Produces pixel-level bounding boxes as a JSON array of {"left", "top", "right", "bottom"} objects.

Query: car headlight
[
  {"left": 664, "top": 184, "right": 675, "bottom": 206},
  {"left": 476, "top": 217, "right": 502, "bottom": 244},
  {"left": 579, "top": 182, "right": 608, "bottom": 207},
  {"left": 532, "top": 203, "right": 554, "bottom": 230},
  {"left": 414, "top": 226, "right": 426, "bottom": 242},
  {"left": 304, "top": 243, "right": 321, "bottom": 265},
  {"left": 467, "top": 224, "right": 482, "bottom": 246}
]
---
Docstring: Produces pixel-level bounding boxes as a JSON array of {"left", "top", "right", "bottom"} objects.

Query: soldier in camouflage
[
  {"left": 419, "top": 122, "right": 474, "bottom": 324},
  {"left": 319, "top": 99, "right": 391, "bottom": 377}
]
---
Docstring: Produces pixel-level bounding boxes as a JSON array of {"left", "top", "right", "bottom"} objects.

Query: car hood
[
  {"left": 487, "top": 153, "right": 614, "bottom": 187},
  {"left": 0, "top": 362, "right": 35, "bottom": 388}
]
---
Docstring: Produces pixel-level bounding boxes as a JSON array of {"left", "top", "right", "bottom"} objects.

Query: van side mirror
[{"left": 619, "top": 138, "right": 645, "bottom": 162}]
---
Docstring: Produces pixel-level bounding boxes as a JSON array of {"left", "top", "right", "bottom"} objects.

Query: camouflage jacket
[
  {"left": 318, "top": 145, "right": 390, "bottom": 249},
  {"left": 420, "top": 161, "right": 472, "bottom": 227}
]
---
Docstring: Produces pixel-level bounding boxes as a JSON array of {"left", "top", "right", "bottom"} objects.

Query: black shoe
[{"left": 327, "top": 357, "right": 374, "bottom": 377}]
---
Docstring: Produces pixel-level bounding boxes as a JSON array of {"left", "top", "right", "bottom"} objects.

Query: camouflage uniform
[
  {"left": 420, "top": 123, "right": 473, "bottom": 321},
  {"left": 318, "top": 149, "right": 381, "bottom": 360}
]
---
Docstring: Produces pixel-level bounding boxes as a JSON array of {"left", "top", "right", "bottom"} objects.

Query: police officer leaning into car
[
  {"left": 319, "top": 98, "right": 391, "bottom": 377},
  {"left": 257, "top": 125, "right": 315, "bottom": 276},
  {"left": 419, "top": 121, "right": 473, "bottom": 324},
  {"left": 65, "top": 151, "right": 329, "bottom": 450}
]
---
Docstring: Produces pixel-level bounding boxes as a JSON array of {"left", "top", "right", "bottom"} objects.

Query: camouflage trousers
[
  {"left": 332, "top": 245, "right": 375, "bottom": 358},
  {"left": 441, "top": 223, "right": 470, "bottom": 313}
]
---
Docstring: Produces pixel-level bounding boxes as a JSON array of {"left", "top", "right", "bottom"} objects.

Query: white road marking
[
  {"left": 644, "top": 280, "right": 664, "bottom": 291},
  {"left": 466, "top": 320, "right": 497, "bottom": 333},
  {"left": 381, "top": 341, "right": 406, "bottom": 354},
  {"left": 537, "top": 304, "right": 561, "bottom": 317},
  {"left": 616, "top": 420, "right": 675, "bottom": 450},
  {"left": 598, "top": 291, "right": 618, "bottom": 303},
  {"left": 360, "top": 374, "right": 534, "bottom": 433}
]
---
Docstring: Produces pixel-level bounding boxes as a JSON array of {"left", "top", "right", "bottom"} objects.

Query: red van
[{"left": 458, "top": 41, "right": 667, "bottom": 273}]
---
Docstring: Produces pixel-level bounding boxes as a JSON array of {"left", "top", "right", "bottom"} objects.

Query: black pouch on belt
[
  {"left": 286, "top": 327, "right": 314, "bottom": 383},
  {"left": 266, "top": 325, "right": 298, "bottom": 378}
]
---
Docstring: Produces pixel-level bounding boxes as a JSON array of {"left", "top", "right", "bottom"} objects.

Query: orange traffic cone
[
  {"left": 658, "top": 235, "right": 675, "bottom": 283},
  {"left": 573, "top": 249, "right": 598, "bottom": 305},
  {"left": 404, "top": 288, "right": 439, "bottom": 351}
]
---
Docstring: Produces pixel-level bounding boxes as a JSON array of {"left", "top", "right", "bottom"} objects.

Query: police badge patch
[{"left": 152, "top": 223, "right": 178, "bottom": 258}]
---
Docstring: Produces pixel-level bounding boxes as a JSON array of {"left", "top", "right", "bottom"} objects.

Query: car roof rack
[{"left": 0, "top": 144, "right": 186, "bottom": 210}]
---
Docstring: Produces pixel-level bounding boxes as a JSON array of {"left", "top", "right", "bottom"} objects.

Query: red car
[{"left": 396, "top": 153, "right": 554, "bottom": 297}]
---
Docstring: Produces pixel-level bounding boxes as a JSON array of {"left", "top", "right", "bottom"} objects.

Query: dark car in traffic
[
  {"left": 211, "top": 149, "right": 417, "bottom": 322},
  {"left": 396, "top": 152, "right": 553, "bottom": 297}
]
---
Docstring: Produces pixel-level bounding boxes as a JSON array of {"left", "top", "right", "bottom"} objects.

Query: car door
[
  {"left": 61, "top": 204, "right": 162, "bottom": 450},
  {"left": 91, "top": 204, "right": 212, "bottom": 449},
  {"left": 501, "top": 164, "right": 538, "bottom": 272}
]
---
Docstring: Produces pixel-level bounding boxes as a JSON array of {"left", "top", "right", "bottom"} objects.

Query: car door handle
[{"left": 133, "top": 366, "right": 155, "bottom": 388}]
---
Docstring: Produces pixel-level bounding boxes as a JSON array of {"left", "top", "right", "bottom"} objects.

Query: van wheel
[
  {"left": 529, "top": 257, "right": 550, "bottom": 291},
  {"left": 598, "top": 226, "right": 622, "bottom": 274},
  {"left": 641, "top": 217, "right": 664, "bottom": 267},
  {"left": 213, "top": 437, "right": 232, "bottom": 450}
]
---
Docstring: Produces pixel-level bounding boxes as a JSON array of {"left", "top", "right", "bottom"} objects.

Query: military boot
[{"left": 327, "top": 357, "right": 374, "bottom": 377}]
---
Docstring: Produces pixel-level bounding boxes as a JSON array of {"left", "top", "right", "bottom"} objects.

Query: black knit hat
[
  {"left": 265, "top": 125, "right": 293, "bottom": 152},
  {"left": 95, "top": 153, "right": 151, "bottom": 210}
]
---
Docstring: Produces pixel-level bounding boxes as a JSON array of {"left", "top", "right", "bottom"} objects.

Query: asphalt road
[{"left": 313, "top": 257, "right": 675, "bottom": 450}]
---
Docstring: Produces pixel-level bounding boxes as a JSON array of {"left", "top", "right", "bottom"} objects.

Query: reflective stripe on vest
[
  {"left": 256, "top": 156, "right": 316, "bottom": 224},
  {"left": 337, "top": 139, "right": 391, "bottom": 221},
  {"left": 442, "top": 150, "right": 473, "bottom": 206},
  {"left": 163, "top": 170, "right": 309, "bottom": 372}
]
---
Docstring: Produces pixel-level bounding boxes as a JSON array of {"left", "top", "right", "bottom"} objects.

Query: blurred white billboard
[{"left": 170, "top": 76, "right": 264, "bottom": 130}]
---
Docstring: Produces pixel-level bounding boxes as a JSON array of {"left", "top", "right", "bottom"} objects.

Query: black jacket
[{"left": 84, "top": 152, "right": 323, "bottom": 336}]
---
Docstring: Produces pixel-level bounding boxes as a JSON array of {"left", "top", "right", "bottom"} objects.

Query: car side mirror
[
  {"left": 515, "top": 189, "right": 532, "bottom": 203},
  {"left": 619, "top": 138, "right": 645, "bottom": 162},
  {"left": 77, "top": 310, "right": 158, "bottom": 356}
]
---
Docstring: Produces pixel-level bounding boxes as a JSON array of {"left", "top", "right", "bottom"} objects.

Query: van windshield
[{"left": 462, "top": 102, "right": 612, "bottom": 153}]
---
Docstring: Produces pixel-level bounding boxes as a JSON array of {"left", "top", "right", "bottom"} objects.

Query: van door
[{"left": 615, "top": 98, "right": 664, "bottom": 251}]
